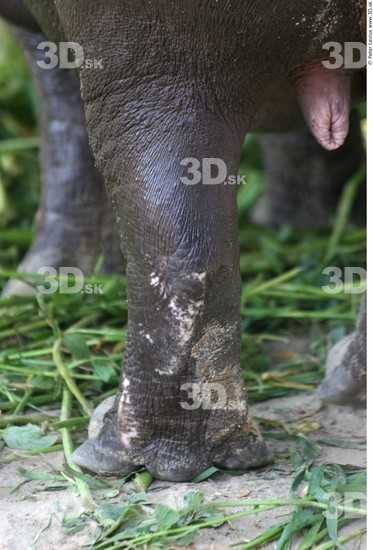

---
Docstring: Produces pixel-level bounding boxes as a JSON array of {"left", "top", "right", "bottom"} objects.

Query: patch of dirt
[{"left": 0, "top": 393, "right": 366, "bottom": 549}]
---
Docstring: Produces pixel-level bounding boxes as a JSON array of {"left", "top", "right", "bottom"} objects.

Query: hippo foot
[
  {"left": 2, "top": 247, "right": 77, "bottom": 296},
  {"left": 72, "top": 396, "right": 273, "bottom": 481},
  {"left": 317, "top": 334, "right": 366, "bottom": 407},
  {"left": 2, "top": 220, "right": 123, "bottom": 296}
]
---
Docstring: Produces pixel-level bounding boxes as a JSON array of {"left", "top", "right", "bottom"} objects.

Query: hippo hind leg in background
[
  {"left": 0, "top": 1, "right": 123, "bottom": 296},
  {"left": 2, "top": 0, "right": 366, "bottom": 480}
]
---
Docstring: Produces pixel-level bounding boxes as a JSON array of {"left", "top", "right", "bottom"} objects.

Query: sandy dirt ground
[{"left": 0, "top": 392, "right": 366, "bottom": 550}]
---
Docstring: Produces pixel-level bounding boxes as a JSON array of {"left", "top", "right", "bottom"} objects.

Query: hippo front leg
[{"left": 72, "top": 117, "right": 272, "bottom": 479}]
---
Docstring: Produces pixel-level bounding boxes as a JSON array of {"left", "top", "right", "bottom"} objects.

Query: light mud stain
[
  {"left": 149, "top": 273, "right": 160, "bottom": 287},
  {"left": 120, "top": 425, "right": 139, "bottom": 447},
  {"left": 118, "top": 377, "right": 131, "bottom": 415},
  {"left": 309, "top": 4, "right": 347, "bottom": 46},
  {"left": 155, "top": 356, "right": 179, "bottom": 376},
  {"left": 145, "top": 333, "right": 154, "bottom": 344},
  {"left": 167, "top": 271, "right": 207, "bottom": 344},
  {"left": 191, "top": 323, "right": 247, "bottom": 412},
  {"left": 149, "top": 273, "right": 167, "bottom": 298},
  {"left": 169, "top": 297, "right": 204, "bottom": 343},
  {"left": 191, "top": 323, "right": 235, "bottom": 369},
  {"left": 149, "top": 268, "right": 207, "bottom": 347}
]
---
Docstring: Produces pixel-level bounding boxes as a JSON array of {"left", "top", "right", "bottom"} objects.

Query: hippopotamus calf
[{"left": 0, "top": 0, "right": 366, "bottom": 481}]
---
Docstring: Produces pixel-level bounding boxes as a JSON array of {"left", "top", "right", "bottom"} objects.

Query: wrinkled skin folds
[{"left": 295, "top": 62, "right": 352, "bottom": 151}]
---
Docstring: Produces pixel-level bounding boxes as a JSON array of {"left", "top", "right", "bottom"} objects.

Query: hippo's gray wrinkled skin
[
  {"left": 1, "top": 25, "right": 123, "bottom": 296},
  {"left": 0, "top": 0, "right": 366, "bottom": 481}
]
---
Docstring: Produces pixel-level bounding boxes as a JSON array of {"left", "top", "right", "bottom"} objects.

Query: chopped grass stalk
[
  {"left": 59, "top": 388, "right": 94, "bottom": 509},
  {"left": 52, "top": 338, "right": 93, "bottom": 416},
  {"left": 1, "top": 445, "right": 64, "bottom": 463},
  {"left": 248, "top": 267, "right": 304, "bottom": 297},
  {"left": 133, "top": 470, "right": 154, "bottom": 492},
  {"left": 0, "top": 413, "right": 58, "bottom": 428},
  {"left": 313, "top": 527, "right": 367, "bottom": 550},
  {"left": 89, "top": 497, "right": 365, "bottom": 550},
  {"left": 239, "top": 521, "right": 290, "bottom": 549},
  {"left": 324, "top": 166, "right": 366, "bottom": 264}
]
